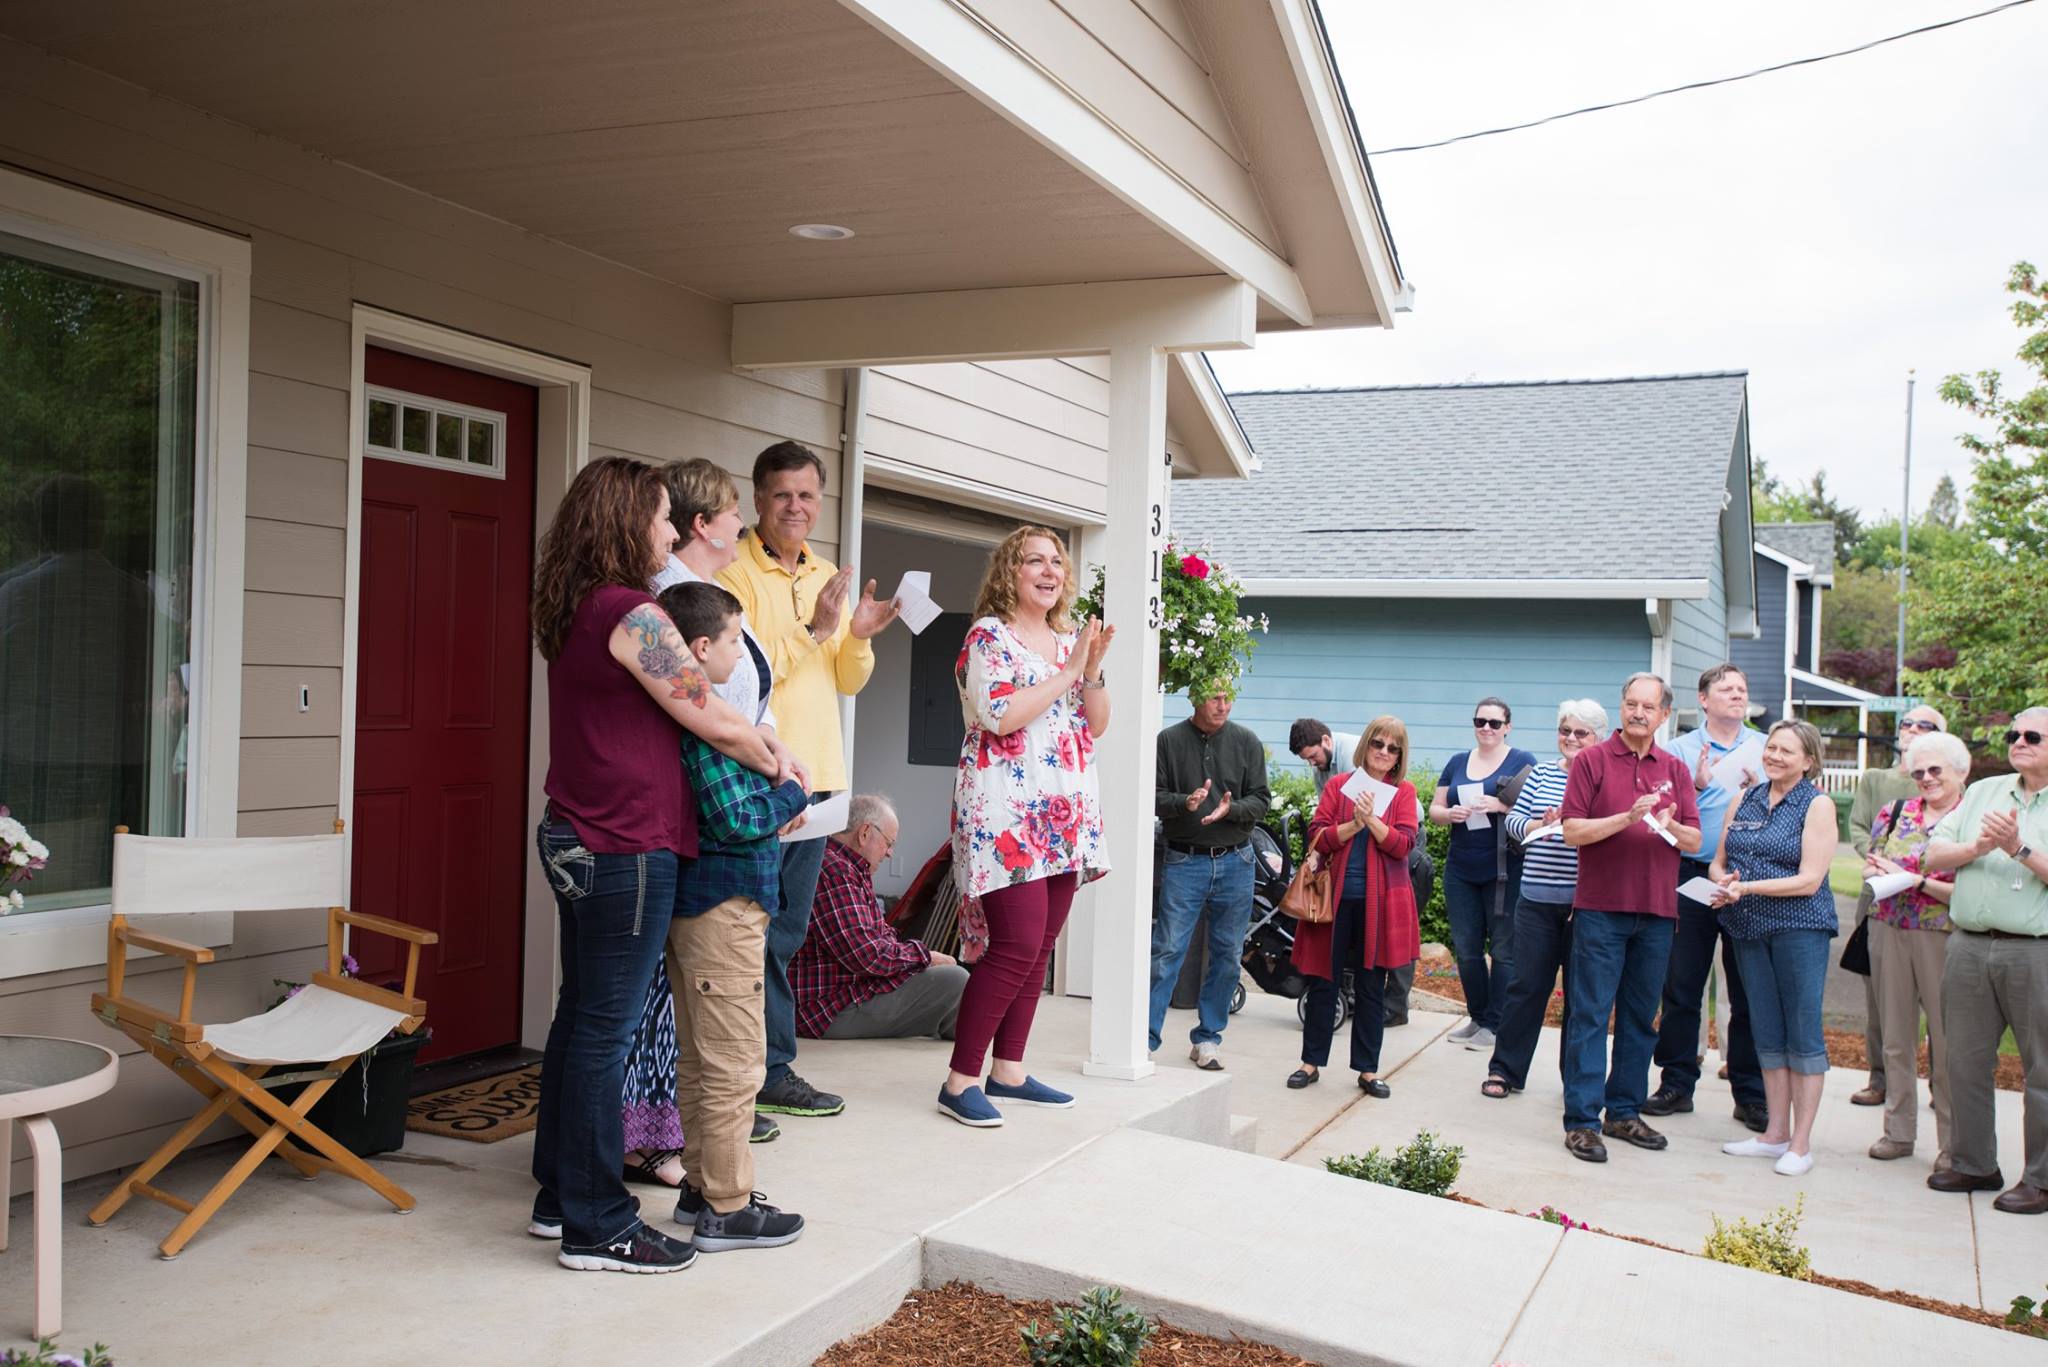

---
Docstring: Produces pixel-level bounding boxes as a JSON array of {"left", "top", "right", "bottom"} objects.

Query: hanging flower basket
[{"left": 1076, "top": 543, "right": 1267, "bottom": 698}]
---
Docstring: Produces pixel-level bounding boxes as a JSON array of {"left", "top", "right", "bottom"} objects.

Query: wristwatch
[{"left": 2019, "top": 843, "right": 2036, "bottom": 863}]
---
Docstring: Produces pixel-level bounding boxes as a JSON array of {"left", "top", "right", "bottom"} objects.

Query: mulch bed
[{"left": 818, "top": 1282, "right": 1317, "bottom": 1366}]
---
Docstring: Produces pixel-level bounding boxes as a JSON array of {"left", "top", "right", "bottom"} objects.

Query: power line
[{"left": 1369, "top": 0, "right": 2037, "bottom": 156}]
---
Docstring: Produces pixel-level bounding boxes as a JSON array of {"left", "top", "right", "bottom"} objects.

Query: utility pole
[{"left": 1896, "top": 369, "right": 1915, "bottom": 693}]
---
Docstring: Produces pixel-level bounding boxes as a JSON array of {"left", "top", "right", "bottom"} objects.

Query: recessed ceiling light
[{"left": 788, "top": 223, "right": 856, "bottom": 241}]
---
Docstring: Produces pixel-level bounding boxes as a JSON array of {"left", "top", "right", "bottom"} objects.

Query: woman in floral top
[
  {"left": 938, "top": 526, "right": 1112, "bottom": 1128},
  {"left": 1863, "top": 729, "right": 1965, "bottom": 1169}
]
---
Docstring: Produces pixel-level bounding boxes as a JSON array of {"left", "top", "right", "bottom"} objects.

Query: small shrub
[
  {"left": 2007, "top": 1287, "right": 2048, "bottom": 1337},
  {"left": 1530, "top": 1205, "right": 1584, "bottom": 1231},
  {"left": 1020, "top": 1285, "right": 1153, "bottom": 1367},
  {"left": 1702, "top": 1195, "right": 1812, "bottom": 1280},
  {"left": 1324, "top": 1129, "right": 1464, "bottom": 1197},
  {"left": 1, "top": 1340, "right": 114, "bottom": 1367}
]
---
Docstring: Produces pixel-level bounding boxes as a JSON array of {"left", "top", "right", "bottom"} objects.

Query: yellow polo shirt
[{"left": 717, "top": 527, "right": 873, "bottom": 792}]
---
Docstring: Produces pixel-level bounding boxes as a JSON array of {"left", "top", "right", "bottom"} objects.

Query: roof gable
[{"left": 1755, "top": 522, "right": 1837, "bottom": 587}]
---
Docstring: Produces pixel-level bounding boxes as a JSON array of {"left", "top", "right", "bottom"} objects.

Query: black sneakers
[
  {"left": 557, "top": 1221, "right": 696, "bottom": 1273},
  {"left": 750, "top": 1112, "right": 782, "bottom": 1143},
  {"left": 687, "top": 1191, "right": 806, "bottom": 1252},
  {"left": 755, "top": 1071, "right": 845, "bottom": 1117}
]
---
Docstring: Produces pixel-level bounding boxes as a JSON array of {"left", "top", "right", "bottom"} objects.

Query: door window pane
[
  {"left": 367, "top": 397, "right": 396, "bottom": 448},
  {"left": 466, "top": 418, "right": 492, "bottom": 466},
  {"left": 435, "top": 412, "right": 461, "bottom": 462},
  {"left": 0, "top": 230, "right": 199, "bottom": 912},
  {"left": 401, "top": 405, "right": 431, "bottom": 454}
]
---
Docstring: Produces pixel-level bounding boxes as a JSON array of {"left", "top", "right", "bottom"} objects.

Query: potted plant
[{"left": 265, "top": 955, "right": 430, "bottom": 1158}]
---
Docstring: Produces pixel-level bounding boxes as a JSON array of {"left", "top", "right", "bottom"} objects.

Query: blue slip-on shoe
[
  {"left": 936, "top": 1083, "right": 1004, "bottom": 1127},
  {"left": 984, "top": 1075, "right": 1075, "bottom": 1109}
]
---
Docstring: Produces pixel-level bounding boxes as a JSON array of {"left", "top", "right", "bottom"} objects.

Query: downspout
[{"left": 836, "top": 367, "right": 870, "bottom": 775}]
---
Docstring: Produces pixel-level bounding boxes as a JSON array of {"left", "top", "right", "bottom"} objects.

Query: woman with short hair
[
  {"left": 1712, "top": 719, "right": 1839, "bottom": 1177},
  {"left": 1428, "top": 696, "right": 1536, "bottom": 1050},
  {"left": 1862, "top": 728, "right": 1967, "bottom": 1168}
]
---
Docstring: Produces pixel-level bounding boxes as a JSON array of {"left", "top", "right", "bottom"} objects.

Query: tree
[
  {"left": 1923, "top": 473, "right": 1962, "bottom": 530},
  {"left": 1819, "top": 562, "right": 1898, "bottom": 654},
  {"left": 1751, "top": 458, "right": 1862, "bottom": 546},
  {"left": 1938, "top": 260, "right": 2048, "bottom": 556}
]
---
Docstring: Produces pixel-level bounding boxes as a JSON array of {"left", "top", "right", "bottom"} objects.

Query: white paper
[
  {"left": 780, "top": 790, "right": 850, "bottom": 843},
  {"left": 1641, "top": 812, "right": 1679, "bottom": 846},
  {"left": 1866, "top": 870, "right": 1919, "bottom": 901},
  {"left": 1519, "top": 822, "right": 1563, "bottom": 846},
  {"left": 1678, "top": 875, "right": 1725, "bottom": 904},
  {"left": 891, "top": 570, "right": 942, "bottom": 635},
  {"left": 1458, "top": 782, "right": 1489, "bottom": 830},
  {"left": 1341, "top": 770, "right": 1398, "bottom": 809},
  {"left": 1707, "top": 750, "right": 1757, "bottom": 790}
]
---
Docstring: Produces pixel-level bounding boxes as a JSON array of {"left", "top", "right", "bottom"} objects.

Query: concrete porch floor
[{"left": 3, "top": 988, "right": 2037, "bottom": 1364}]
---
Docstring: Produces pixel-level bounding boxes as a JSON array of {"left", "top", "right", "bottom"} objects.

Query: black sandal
[
  {"left": 1287, "top": 1067, "right": 1320, "bottom": 1089},
  {"left": 1480, "top": 1076, "right": 1511, "bottom": 1099},
  {"left": 622, "top": 1148, "right": 683, "bottom": 1187}
]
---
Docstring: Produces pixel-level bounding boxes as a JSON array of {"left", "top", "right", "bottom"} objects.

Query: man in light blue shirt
[{"left": 1643, "top": 663, "right": 1770, "bottom": 1128}]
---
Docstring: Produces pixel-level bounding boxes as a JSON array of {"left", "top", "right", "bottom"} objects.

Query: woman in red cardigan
[{"left": 1289, "top": 714, "right": 1421, "bottom": 1097}]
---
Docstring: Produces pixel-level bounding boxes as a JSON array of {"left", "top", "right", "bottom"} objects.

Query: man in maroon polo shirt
[{"left": 1558, "top": 673, "right": 1703, "bottom": 1164}]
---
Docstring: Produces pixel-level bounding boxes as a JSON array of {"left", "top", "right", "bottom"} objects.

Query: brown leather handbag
[{"left": 1280, "top": 846, "right": 1334, "bottom": 924}]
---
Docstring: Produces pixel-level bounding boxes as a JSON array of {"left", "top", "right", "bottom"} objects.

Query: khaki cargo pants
[{"left": 667, "top": 895, "right": 769, "bottom": 1215}]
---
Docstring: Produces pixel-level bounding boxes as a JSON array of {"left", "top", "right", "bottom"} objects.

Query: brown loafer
[
  {"left": 1994, "top": 1183, "right": 2048, "bottom": 1215},
  {"left": 1867, "top": 1137, "right": 1914, "bottom": 1161},
  {"left": 1849, "top": 1085, "right": 1885, "bottom": 1107},
  {"left": 1565, "top": 1128, "right": 1608, "bottom": 1163},
  {"left": 1602, "top": 1115, "right": 1668, "bottom": 1151},
  {"left": 1927, "top": 1167, "right": 2002, "bottom": 1193}
]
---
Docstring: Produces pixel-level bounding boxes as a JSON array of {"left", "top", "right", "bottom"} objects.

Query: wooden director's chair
[{"left": 87, "top": 823, "right": 438, "bottom": 1259}]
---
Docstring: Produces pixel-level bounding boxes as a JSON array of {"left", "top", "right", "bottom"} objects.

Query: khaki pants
[
  {"left": 1869, "top": 918, "right": 1951, "bottom": 1158},
  {"left": 667, "top": 896, "right": 769, "bottom": 1216},
  {"left": 1943, "top": 929, "right": 2048, "bottom": 1189}
]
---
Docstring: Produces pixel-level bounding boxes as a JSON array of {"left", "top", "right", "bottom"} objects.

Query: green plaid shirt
[{"left": 676, "top": 733, "right": 809, "bottom": 917}]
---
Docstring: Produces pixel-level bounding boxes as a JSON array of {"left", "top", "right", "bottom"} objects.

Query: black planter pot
[{"left": 267, "top": 1027, "right": 430, "bottom": 1158}]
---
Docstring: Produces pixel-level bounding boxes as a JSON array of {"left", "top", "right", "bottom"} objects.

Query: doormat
[{"left": 405, "top": 1063, "right": 542, "bottom": 1143}]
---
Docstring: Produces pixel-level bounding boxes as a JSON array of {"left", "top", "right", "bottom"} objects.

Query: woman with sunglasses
[
  {"left": 1482, "top": 699, "right": 1607, "bottom": 1099},
  {"left": 1290, "top": 717, "right": 1421, "bottom": 1096},
  {"left": 1861, "top": 729, "right": 1965, "bottom": 1169},
  {"left": 1429, "top": 696, "right": 1535, "bottom": 1050}
]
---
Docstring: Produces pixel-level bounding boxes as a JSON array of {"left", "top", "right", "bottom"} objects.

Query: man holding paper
[
  {"left": 1644, "top": 663, "right": 1769, "bottom": 1132},
  {"left": 1557, "top": 673, "right": 1702, "bottom": 1164}
]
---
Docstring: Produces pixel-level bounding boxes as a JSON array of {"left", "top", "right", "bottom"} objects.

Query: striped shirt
[{"left": 1504, "top": 761, "right": 1576, "bottom": 904}]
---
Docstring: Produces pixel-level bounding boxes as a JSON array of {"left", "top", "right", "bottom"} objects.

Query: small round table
[{"left": 2, "top": 1035, "right": 118, "bottom": 1339}]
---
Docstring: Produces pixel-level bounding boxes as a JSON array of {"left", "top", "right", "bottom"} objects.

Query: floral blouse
[
  {"left": 1870, "top": 796, "right": 1957, "bottom": 932},
  {"left": 951, "top": 617, "right": 1108, "bottom": 957}
]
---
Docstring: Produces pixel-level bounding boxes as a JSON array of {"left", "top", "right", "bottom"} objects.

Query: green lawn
[{"left": 1829, "top": 851, "right": 1864, "bottom": 898}]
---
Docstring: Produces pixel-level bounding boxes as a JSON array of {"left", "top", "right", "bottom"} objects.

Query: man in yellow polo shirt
[{"left": 720, "top": 440, "right": 898, "bottom": 1124}]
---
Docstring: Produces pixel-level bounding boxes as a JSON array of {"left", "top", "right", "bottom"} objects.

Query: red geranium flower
[{"left": 1179, "top": 553, "right": 1210, "bottom": 580}]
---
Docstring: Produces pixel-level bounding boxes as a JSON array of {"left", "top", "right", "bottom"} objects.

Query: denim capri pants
[{"left": 1729, "top": 929, "right": 1831, "bottom": 1074}]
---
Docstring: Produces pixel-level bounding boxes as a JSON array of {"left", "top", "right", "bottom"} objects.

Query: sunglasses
[
  {"left": 1472, "top": 717, "right": 1507, "bottom": 730},
  {"left": 1900, "top": 719, "right": 1940, "bottom": 732},
  {"left": 1909, "top": 766, "right": 1946, "bottom": 781},
  {"left": 2009, "top": 729, "right": 2045, "bottom": 747},
  {"left": 1556, "top": 725, "right": 1595, "bottom": 741},
  {"left": 1368, "top": 739, "right": 1401, "bottom": 753}
]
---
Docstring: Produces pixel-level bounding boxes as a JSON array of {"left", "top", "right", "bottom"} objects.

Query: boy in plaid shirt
[{"left": 656, "top": 580, "right": 810, "bottom": 1252}]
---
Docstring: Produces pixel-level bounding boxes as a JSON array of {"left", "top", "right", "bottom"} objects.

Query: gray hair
[
  {"left": 846, "top": 793, "right": 897, "bottom": 836},
  {"left": 1905, "top": 730, "right": 1971, "bottom": 777},
  {"left": 1903, "top": 702, "right": 1948, "bottom": 731},
  {"left": 2017, "top": 705, "right": 2048, "bottom": 729},
  {"left": 1556, "top": 698, "right": 1608, "bottom": 733},
  {"left": 1767, "top": 718, "right": 1825, "bottom": 781},
  {"left": 1621, "top": 672, "right": 1673, "bottom": 711}
]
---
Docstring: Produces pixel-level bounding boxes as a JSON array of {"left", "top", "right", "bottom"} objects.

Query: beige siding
[{"left": 0, "top": 34, "right": 842, "bottom": 1192}]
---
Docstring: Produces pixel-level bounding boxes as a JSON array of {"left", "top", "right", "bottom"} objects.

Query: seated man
[{"left": 792, "top": 794, "right": 969, "bottom": 1041}]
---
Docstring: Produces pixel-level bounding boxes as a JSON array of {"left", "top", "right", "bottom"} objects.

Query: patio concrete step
[{"left": 1227, "top": 1112, "right": 1258, "bottom": 1152}]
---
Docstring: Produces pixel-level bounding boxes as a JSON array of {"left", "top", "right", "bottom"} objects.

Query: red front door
[{"left": 353, "top": 345, "right": 536, "bottom": 1062}]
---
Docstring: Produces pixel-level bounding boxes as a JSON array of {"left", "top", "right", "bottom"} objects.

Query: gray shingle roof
[
  {"left": 1171, "top": 372, "right": 1749, "bottom": 586},
  {"left": 1754, "top": 522, "right": 1836, "bottom": 587}
]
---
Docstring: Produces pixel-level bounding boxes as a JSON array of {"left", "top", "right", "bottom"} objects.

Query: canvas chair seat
[{"left": 205, "top": 984, "right": 407, "bottom": 1066}]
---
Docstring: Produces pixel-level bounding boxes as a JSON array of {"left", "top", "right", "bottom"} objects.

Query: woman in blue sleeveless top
[{"left": 1710, "top": 719, "right": 1839, "bottom": 1176}]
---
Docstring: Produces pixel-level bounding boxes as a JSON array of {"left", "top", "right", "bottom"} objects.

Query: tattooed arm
[{"left": 610, "top": 605, "right": 778, "bottom": 776}]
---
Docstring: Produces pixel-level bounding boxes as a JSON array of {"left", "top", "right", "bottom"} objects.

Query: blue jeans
[
  {"left": 530, "top": 817, "right": 678, "bottom": 1247},
  {"left": 1487, "top": 894, "right": 1573, "bottom": 1092},
  {"left": 1730, "top": 931, "right": 1832, "bottom": 1074},
  {"left": 1444, "top": 868, "right": 1518, "bottom": 1031},
  {"left": 765, "top": 811, "right": 829, "bottom": 1085},
  {"left": 1148, "top": 844, "right": 1255, "bottom": 1050},
  {"left": 1652, "top": 865, "right": 1764, "bottom": 1106},
  {"left": 1561, "top": 909, "right": 1674, "bottom": 1131}
]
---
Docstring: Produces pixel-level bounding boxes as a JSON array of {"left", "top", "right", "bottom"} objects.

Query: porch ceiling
[{"left": 0, "top": 0, "right": 1213, "bottom": 304}]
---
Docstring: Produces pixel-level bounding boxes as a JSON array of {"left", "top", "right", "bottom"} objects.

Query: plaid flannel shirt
[
  {"left": 791, "top": 838, "right": 932, "bottom": 1037},
  {"left": 674, "top": 732, "right": 808, "bottom": 918}
]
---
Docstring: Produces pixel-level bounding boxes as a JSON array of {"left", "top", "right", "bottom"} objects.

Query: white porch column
[{"left": 1083, "top": 344, "right": 1170, "bottom": 1080}]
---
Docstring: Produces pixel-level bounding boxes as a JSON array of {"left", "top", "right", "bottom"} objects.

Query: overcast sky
[{"left": 1210, "top": 0, "right": 2048, "bottom": 525}]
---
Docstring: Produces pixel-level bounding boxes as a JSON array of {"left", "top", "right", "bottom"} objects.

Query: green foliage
[
  {"left": 1817, "top": 563, "right": 1899, "bottom": 655},
  {"left": 1751, "top": 459, "right": 1862, "bottom": 547},
  {"left": 1702, "top": 1195, "right": 1812, "bottom": 1281},
  {"left": 1074, "top": 545, "right": 1267, "bottom": 700},
  {"left": 1267, "top": 766, "right": 1319, "bottom": 869},
  {"left": 1019, "top": 1286, "right": 1153, "bottom": 1367},
  {"left": 2006, "top": 1288, "right": 2048, "bottom": 1337},
  {"left": 1268, "top": 763, "right": 1449, "bottom": 946},
  {"left": 0, "top": 1339, "right": 114, "bottom": 1367},
  {"left": 1924, "top": 472, "right": 1963, "bottom": 530},
  {"left": 1324, "top": 1129, "right": 1464, "bottom": 1197}
]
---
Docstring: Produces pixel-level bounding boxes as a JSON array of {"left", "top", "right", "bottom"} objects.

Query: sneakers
[
  {"left": 984, "top": 1075, "right": 1075, "bottom": 1108},
  {"left": 936, "top": 1083, "right": 1003, "bottom": 1127},
  {"left": 756, "top": 1072, "right": 845, "bottom": 1117},
  {"left": 1773, "top": 1150, "right": 1815, "bottom": 1177},
  {"left": 1640, "top": 1087, "right": 1694, "bottom": 1117},
  {"left": 750, "top": 1112, "right": 781, "bottom": 1143},
  {"left": 1730, "top": 1101, "right": 1770, "bottom": 1133},
  {"left": 1446, "top": 1018, "right": 1479, "bottom": 1043},
  {"left": 1461, "top": 1026, "right": 1496, "bottom": 1052},
  {"left": 1564, "top": 1128, "right": 1608, "bottom": 1163},
  {"left": 1189, "top": 1042, "right": 1224, "bottom": 1071},
  {"left": 1600, "top": 1116, "right": 1667, "bottom": 1151},
  {"left": 527, "top": 1215, "right": 563, "bottom": 1240},
  {"left": 691, "top": 1194, "right": 806, "bottom": 1252},
  {"left": 1723, "top": 1136, "right": 1790, "bottom": 1159},
  {"left": 1868, "top": 1136, "right": 1914, "bottom": 1161},
  {"left": 558, "top": 1221, "right": 696, "bottom": 1273}
]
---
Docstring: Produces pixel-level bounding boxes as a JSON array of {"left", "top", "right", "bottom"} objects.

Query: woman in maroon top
[
  {"left": 1291, "top": 715, "right": 1422, "bottom": 1097},
  {"left": 527, "top": 456, "right": 779, "bottom": 1275}
]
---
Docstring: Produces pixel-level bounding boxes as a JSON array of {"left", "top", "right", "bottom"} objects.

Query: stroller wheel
[
  {"left": 1230, "top": 980, "right": 1246, "bottom": 1014},
  {"left": 1294, "top": 990, "right": 1350, "bottom": 1028}
]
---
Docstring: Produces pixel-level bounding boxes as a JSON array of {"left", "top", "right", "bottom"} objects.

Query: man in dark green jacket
[{"left": 1149, "top": 682, "right": 1270, "bottom": 1070}]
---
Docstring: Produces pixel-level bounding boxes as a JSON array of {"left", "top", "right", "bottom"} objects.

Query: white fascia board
[
  {"left": 734, "top": 275, "right": 1256, "bottom": 370},
  {"left": 1753, "top": 541, "right": 1815, "bottom": 579},
  {"left": 1790, "top": 666, "right": 1884, "bottom": 703},
  {"left": 1238, "top": 577, "right": 1711, "bottom": 600},
  {"left": 1173, "top": 352, "right": 1256, "bottom": 481},
  {"left": 863, "top": 452, "right": 1108, "bottom": 527},
  {"left": 837, "top": 0, "right": 1313, "bottom": 324}
]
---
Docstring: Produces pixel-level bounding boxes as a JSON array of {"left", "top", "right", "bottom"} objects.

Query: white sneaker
[
  {"left": 1463, "top": 1027, "right": 1496, "bottom": 1051},
  {"left": 1189, "top": 1042, "right": 1224, "bottom": 1071},
  {"left": 1723, "top": 1137, "right": 1790, "bottom": 1159},
  {"left": 1773, "top": 1150, "right": 1815, "bottom": 1177},
  {"left": 1446, "top": 1018, "right": 1479, "bottom": 1042}
]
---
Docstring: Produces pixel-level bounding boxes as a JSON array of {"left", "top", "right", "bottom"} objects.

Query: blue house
[
  {"left": 1166, "top": 372, "right": 1759, "bottom": 776},
  {"left": 1734, "top": 520, "right": 1882, "bottom": 770}
]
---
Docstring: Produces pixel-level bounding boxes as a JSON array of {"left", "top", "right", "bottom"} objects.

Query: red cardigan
[{"left": 1292, "top": 774, "right": 1420, "bottom": 979}]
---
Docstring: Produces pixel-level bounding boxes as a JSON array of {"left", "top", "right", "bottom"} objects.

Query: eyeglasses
[
  {"left": 1909, "top": 766, "right": 1946, "bottom": 782},
  {"left": 1472, "top": 717, "right": 1507, "bottom": 730},
  {"left": 1900, "top": 719, "right": 1940, "bottom": 732},
  {"left": 1556, "top": 726, "right": 1595, "bottom": 740},
  {"left": 1368, "top": 739, "right": 1401, "bottom": 753},
  {"left": 2009, "top": 729, "right": 2045, "bottom": 747}
]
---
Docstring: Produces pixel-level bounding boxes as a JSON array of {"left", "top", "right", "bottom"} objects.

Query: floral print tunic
[
  {"left": 1870, "top": 796, "right": 1957, "bottom": 932},
  {"left": 952, "top": 617, "right": 1109, "bottom": 956}
]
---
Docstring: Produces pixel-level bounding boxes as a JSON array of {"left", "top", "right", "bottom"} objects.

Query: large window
[{"left": 0, "top": 228, "right": 199, "bottom": 913}]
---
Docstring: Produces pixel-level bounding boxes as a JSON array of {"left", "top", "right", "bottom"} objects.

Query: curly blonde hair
[{"left": 972, "top": 525, "right": 1077, "bottom": 630}]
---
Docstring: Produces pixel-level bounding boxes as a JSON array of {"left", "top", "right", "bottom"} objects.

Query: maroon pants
[{"left": 948, "top": 872, "right": 1077, "bottom": 1077}]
